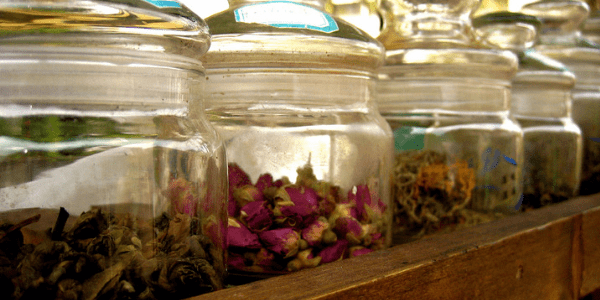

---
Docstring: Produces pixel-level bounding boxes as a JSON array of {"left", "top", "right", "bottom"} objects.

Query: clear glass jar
[
  {"left": 522, "top": 0, "right": 600, "bottom": 195},
  {"left": 329, "top": 0, "right": 382, "bottom": 38},
  {"left": 473, "top": 12, "right": 583, "bottom": 211},
  {"left": 203, "top": 0, "right": 393, "bottom": 274},
  {"left": 0, "top": 1, "right": 227, "bottom": 299},
  {"left": 377, "top": 0, "right": 523, "bottom": 242}
]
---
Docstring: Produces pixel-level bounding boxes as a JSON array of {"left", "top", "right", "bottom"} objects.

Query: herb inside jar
[
  {"left": 226, "top": 163, "right": 388, "bottom": 274},
  {"left": 0, "top": 179, "right": 223, "bottom": 300},
  {"left": 392, "top": 150, "right": 502, "bottom": 242}
]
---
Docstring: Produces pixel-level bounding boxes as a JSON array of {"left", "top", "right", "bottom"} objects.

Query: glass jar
[
  {"left": 0, "top": 1, "right": 227, "bottom": 299},
  {"left": 473, "top": 12, "right": 583, "bottom": 211},
  {"left": 522, "top": 0, "right": 600, "bottom": 195},
  {"left": 329, "top": 0, "right": 382, "bottom": 38},
  {"left": 582, "top": 0, "right": 600, "bottom": 43},
  {"left": 203, "top": 0, "right": 393, "bottom": 274},
  {"left": 377, "top": 0, "right": 523, "bottom": 242}
]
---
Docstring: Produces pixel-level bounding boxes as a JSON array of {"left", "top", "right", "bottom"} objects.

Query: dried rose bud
[
  {"left": 286, "top": 186, "right": 318, "bottom": 212},
  {"left": 301, "top": 217, "right": 329, "bottom": 247},
  {"left": 321, "top": 229, "right": 337, "bottom": 245},
  {"left": 253, "top": 248, "right": 276, "bottom": 268},
  {"left": 318, "top": 239, "right": 349, "bottom": 264},
  {"left": 228, "top": 199, "right": 239, "bottom": 218},
  {"left": 349, "top": 185, "right": 386, "bottom": 223},
  {"left": 349, "top": 246, "right": 373, "bottom": 258},
  {"left": 273, "top": 178, "right": 288, "bottom": 188},
  {"left": 258, "top": 228, "right": 300, "bottom": 259},
  {"left": 328, "top": 203, "right": 358, "bottom": 227},
  {"left": 369, "top": 232, "right": 385, "bottom": 250},
  {"left": 233, "top": 185, "right": 263, "bottom": 208},
  {"left": 333, "top": 217, "right": 363, "bottom": 245},
  {"left": 255, "top": 173, "right": 274, "bottom": 193},
  {"left": 295, "top": 164, "right": 318, "bottom": 187},
  {"left": 287, "top": 249, "right": 321, "bottom": 272},
  {"left": 227, "top": 253, "right": 247, "bottom": 270},
  {"left": 167, "top": 178, "right": 199, "bottom": 216},
  {"left": 240, "top": 201, "right": 273, "bottom": 232},
  {"left": 228, "top": 218, "right": 261, "bottom": 249},
  {"left": 318, "top": 195, "right": 337, "bottom": 217},
  {"left": 228, "top": 163, "right": 252, "bottom": 188},
  {"left": 279, "top": 205, "right": 314, "bottom": 229}
]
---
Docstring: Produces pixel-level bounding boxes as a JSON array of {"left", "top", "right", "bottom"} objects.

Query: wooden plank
[
  {"left": 582, "top": 205, "right": 600, "bottom": 296},
  {"left": 189, "top": 195, "right": 600, "bottom": 300}
]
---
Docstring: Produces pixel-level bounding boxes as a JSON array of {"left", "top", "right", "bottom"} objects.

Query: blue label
[
  {"left": 234, "top": 1, "right": 339, "bottom": 33},
  {"left": 394, "top": 126, "right": 425, "bottom": 151},
  {"left": 144, "top": 0, "right": 181, "bottom": 8}
]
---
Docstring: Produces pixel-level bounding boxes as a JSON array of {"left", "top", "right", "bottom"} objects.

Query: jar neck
[
  {"left": 376, "top": 77, "right": 511, "bottom": 113},
  {"left": 511, "top": 83, "right": 571, "bottom": 118},
  {"left": 228, "top": 0, "right": 327, "bottom": 10},
  {"left": 204, "top": 69, "right": 374, "bottom": 112}
]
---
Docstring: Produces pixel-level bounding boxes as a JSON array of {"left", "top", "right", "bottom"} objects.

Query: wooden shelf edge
[{"left": 190, "top": 194, "right": 600, "bottom": 300}]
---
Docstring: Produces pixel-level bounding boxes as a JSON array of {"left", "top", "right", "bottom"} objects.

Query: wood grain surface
[{"left": 189, "top": 195, "right": 600, "bottom": 300}]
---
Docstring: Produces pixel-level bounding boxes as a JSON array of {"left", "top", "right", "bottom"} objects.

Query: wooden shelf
[{"left": 189, "top": 194, "right": 600, "bottom": 300}]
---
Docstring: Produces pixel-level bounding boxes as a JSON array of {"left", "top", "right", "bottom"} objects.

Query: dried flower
[
  {"left": 255, "top": 173, "right": 275, "bottom": 193},
  {"left": 349, "top": 246, "right": 373, "bottom": 258},
  {"left": 301, "top": 217, "right": 329, "bottom": 247},
  {"left": 228, "top": 199, "right": 240, "bottom": 219},
  {"left": 167, "top": 178, "right": 199, "bottom": 217},
  {"left": 286, "top": 249, "right": 321, "bottom": 272},
  {"left": 317, "top": 239, "right": 348, "bottom": 264},
  {"left": 228, "top": 163, "right": 252, "bottom": 189},
  {"left": 240, "top": 201, "right": 272, "bottom": 232},
  {"left": 333, "top": 217, "right": 363, "bottom": 245},
  {"left": 286, "top": 186, "right": 319, "bottom": 212},
  {"left": 253, "top": 248, "right": 276, "bottom": 268},
  {"left": 227, "top": 218, "right": 261, "bottom": 249},
  {"left": 258, "top": 228, "right": 300, "bottom": 259},
  {"left": 233, "top": 185, "right": 263, "bottom": 208}
]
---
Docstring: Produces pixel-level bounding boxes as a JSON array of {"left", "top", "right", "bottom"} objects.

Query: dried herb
[
  {"left": 0, "top": 178, "right": 223, "bottom": 300},
  {"left": 579, "top": 141, "right": 600, "bottom": 195},
  {"left": 392, "top": 150, "right": 499, "bottom": 241},
  {"left": 519, "top": 190, "right": 571, "bottom": 212},
  {"left": 227, "top": 163, "right": 388, "bottom": 274}
]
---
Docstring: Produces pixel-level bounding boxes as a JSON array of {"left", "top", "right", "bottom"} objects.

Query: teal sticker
[
  {"left": 234, "top": 1, "right": 339, "bottom": 33},
  {"left": 144, "top": 0, "right": 181, "bottom": 8},
  {"left": 394, "top": 126, "right": 426, "bottom": 151}
]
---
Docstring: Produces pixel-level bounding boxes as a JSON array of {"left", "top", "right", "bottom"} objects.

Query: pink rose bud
[
  {"left": 318, "top": 239, "right": 349, "bottom": 264},
  {"left": 318, "top": 196, "right": 337, "bottom": 216},
  {"left": 228, "top": 218, "right": 262, "bottom": 249},
  {"left": 258, "top": 228, "right": 300, "bottom": 259},
  {"left": 240, "top": 201, "right": 273, "bottom": 232},
  {"left": 328, "top": 203, "right": 358, "bottom": 227},
  {"left": 349, "top": 246, "right": 373, "bottom": 258},
  {"left": 253, "top": 248, "right": 276, "bottom": 268},
  {"left": 228, "top": 253, "right": 248, "bottom": 270},
  {"left": 228, "top": 163, "right": 252, "bottom": 188},
  {"left": 233, "top": 185, "right": 263, "bottom": 208},
  {"left": 167, "top": 178, "right": 198, "bottom": 216},
  {"left": 286, "top": 186, "right": 318, "bottom": 212},
  {"left": 279, "top": 205, "right": 314, "bottom": 229},
  {"left": 350, "top": 184, "right": 386, "bottom": 223},
  {"left": 370, "top": 232, "right": 386, "bottom": 250},
  {"left": 334, "top": 217, "right": 363, "bottom": 245},
  {"left": 255, "top": 173, "right": 274, "bottom": 193},
  {"left": 228, "top": 199, "right": 240, "bottom": 218},
  {"left": 287, "top": 249, "right": 321, "bottom": 272},
  {"left": 301, "top": 217, "right": 329, "bottom": 247}
]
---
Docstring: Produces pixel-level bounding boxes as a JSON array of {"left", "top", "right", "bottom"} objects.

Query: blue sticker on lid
[
  {"left": 234, "top": 1, "right": 339, "bottom": 33},
  {"left": 144, "top": 0, "right": 181, "bottom": 8}
]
